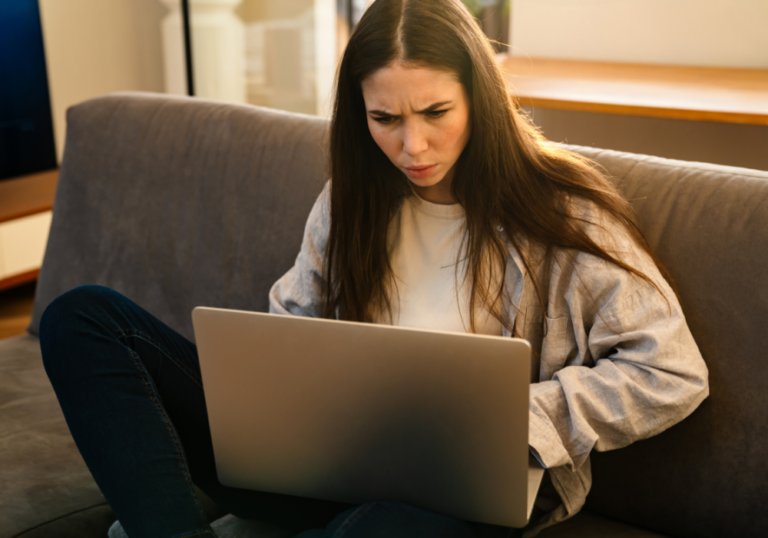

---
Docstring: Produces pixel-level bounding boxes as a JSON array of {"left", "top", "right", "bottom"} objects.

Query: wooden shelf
[
  {"left": 0, "top": 269, "right": 39, "bottom": 293},
  {"left": 0, "top": 277, "right": 36, "bottom": 339},
  {"left": 0, "top": 169, "right": 57, "bottom": 291},
  {"left": 0, "top": 169, "right": 58, "bottom": 224},
  {"left": 498, "top": 56, "right": 768, "bottom": 126}
]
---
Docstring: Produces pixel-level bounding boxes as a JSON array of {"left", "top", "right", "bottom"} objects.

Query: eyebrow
[{"left": 368, "top": 101, "right": 453, "bottom": 116}]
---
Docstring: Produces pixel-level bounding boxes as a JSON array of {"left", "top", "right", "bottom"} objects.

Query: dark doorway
[{"left": 0, "top": 0, "right": 57, "bottom": 181}]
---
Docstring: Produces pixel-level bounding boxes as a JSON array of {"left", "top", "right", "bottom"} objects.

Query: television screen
[{"left": 0, "top": 0, "right": 57, "bottom": 181}]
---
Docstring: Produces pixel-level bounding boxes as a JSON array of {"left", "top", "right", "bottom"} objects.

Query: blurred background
[
  {"left": 0, "top": 0, "right": 766, "bottom": 334},
  {"left": 2, "top": 0, "right": 763, "bottom": 168}
]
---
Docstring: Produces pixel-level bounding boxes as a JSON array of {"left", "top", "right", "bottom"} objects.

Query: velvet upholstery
[
  {"left": 568, "top": 147, "right": 768, "bottom": 538},
  {"left": 29, "top": 92, "right": 330, "bottom": 341},
  {"left": 537, "top": 511, "right": 670, "bottom": 538},
  {"left": 2, "top": 93, "right": 766, "bottom": 537},
  {"left": 0, "top": 334, "right": 110, "bottom": 537}
]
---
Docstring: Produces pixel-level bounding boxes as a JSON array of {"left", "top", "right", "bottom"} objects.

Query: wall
[
  {"left": 510, "top": 0, "right": 768, "bottom": 68},
  {"left": 39, "top": 0, "right": 167, "bottom": 161},
  {"left": 524, "top": 108, "right": 768, "bottom": 171},
  {"left": 509, "top": 0, "right": 768, "bottom": 171}
]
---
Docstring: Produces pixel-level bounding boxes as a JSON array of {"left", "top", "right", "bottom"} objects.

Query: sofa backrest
[
  {"left": 31, "top": 92, "right": 329, "bottom": 341},
  {"left": 31, "top": 93, "right": 768, "bottom": 538},
  {"left": 570, "top": 146, "right": 768, "bottom": 538}
]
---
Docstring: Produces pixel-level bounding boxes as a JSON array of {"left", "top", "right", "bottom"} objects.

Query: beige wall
[
  {"left": 525, "top": 107, "right": 768, "bottom": 172},
  {"left": 237, "top": 0, "right": 312, "bottom": 22},
  {"left": 39, "top": 0, "right": 168, "bottom": 161},
  {"left": 509, "top": 0, "right": 768, "bottom": 172},
  {"left": 511, "top": 0, "right": 768, "bottom": 68}
]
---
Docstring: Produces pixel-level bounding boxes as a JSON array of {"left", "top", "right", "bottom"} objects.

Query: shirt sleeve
[
  {"left": 268, "top": 182, "right": 331, "bottom": 318},
  {"left": 527, "top": 216, "right": 710, "bottom": 472}
]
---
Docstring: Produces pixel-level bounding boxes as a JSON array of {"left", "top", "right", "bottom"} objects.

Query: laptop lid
[{"left": 192, "top": 307, "right": 541, "bottom": 528}]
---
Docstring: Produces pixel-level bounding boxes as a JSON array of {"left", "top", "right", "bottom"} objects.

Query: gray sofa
[{"left": 2, "top": 92, "right": 767, "bottom": 538}]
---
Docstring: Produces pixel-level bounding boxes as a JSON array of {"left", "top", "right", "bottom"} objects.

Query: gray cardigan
[{"left": 269, "top": 184, "right": 709, "bottom": 535}]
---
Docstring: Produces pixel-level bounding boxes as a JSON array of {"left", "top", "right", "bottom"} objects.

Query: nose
[{"left": 401, "top": 119, "right": 428, "bottom": 157}]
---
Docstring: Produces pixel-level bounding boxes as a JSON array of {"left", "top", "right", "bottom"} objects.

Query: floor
[{"left": 0, "top": 282, "right": 36, "bottom": 339}]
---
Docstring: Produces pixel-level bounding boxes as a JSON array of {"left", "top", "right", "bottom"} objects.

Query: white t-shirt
[{"left": 373, "top": 192, "right": 503, "bottom": 336}]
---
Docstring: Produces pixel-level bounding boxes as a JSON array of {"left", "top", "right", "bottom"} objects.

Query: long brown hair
[{"left": 324, "top": 0, "right": 674, "bottom": 329}]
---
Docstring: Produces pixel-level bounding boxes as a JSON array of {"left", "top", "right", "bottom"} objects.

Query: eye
[
  {"left": 372, "top": 115, "right": 396, "bottom": 125},
  {"left": 426, "top": 109, "right": 448, "bottom": 119}
]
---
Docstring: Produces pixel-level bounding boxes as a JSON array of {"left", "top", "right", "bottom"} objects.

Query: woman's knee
[
  {"left": 39, "top": 285, "right": 124, "bottom": 379},
  {"left": 41, "top": 285, "right": 117, "bottom": 336}
]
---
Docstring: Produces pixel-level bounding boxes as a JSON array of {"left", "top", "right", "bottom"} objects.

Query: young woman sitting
[{"left": 39, "top": 1, "right": 708, "bottom": 537}]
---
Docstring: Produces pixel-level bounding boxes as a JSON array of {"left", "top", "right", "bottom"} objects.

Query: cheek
[{"left": 436, "top": 118, "right": 470, "bottom": 155}]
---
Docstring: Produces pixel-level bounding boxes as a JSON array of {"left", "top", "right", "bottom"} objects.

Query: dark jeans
[{"left": 40, "top": 286, "right": 519, "bottom": 538}]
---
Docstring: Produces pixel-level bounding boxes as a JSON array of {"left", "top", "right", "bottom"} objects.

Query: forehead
[{"left": 361, "top": 62, "right": 464, "bottom": 110}]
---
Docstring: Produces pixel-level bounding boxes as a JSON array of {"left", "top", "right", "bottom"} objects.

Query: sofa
[{"left": 2, "top": 92, "right": 767, "bottom": 538}]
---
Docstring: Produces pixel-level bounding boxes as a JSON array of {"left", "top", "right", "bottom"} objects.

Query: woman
[{"left": 40, "top": 1, "right": 709, "bottom": 537}]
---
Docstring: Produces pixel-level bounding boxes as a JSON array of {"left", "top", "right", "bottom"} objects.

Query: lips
[{"left": 404, "top": 164, "right": 437, "bottom": 180}]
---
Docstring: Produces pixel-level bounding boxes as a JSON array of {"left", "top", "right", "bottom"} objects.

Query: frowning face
[{"left": 361, "top": 61, "right": 471, "bottom": 205}]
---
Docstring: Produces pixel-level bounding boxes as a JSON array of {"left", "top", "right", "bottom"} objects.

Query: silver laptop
[{"left": 192, "top": 307, "right": 544, "bottom": 528}]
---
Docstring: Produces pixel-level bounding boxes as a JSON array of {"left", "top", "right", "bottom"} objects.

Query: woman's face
[{"left": 361, "top": 62, "right": 471, "bottom": 205}]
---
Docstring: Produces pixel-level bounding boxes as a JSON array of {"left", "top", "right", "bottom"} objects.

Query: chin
[
  {"left": 408, "top": 173, "right": 446, "bottom": 189},
  {"left": 409, "top": 178, "right": 435, "bottom": 188}
]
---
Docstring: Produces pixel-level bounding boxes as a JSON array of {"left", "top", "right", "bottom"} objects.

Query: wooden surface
[
  {"left": 0, "top": 281, "right": 35, "bottom": 339},
  {"left": 0, "top": 269, "right": 40, "bottom": 294},
  {"left": 0, "top": 169, "right": 58, "bottom": 224},
  {"left": 498, "top": 56, "right": 768, "bottom": 125}
]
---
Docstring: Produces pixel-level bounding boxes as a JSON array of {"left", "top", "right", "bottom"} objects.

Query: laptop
[{"left": 192, "top": 307, "right": 544, "bottom": 528}]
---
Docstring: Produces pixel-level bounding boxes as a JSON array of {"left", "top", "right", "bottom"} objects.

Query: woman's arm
[
  {"left": 268, "top": 182, "right": 331, "bottom": 318},
  {"left": 526, "top": 208, "right": 710, "bottom": 472},
  {"left": 529, "top": 286, "right": 709, "bottom": 472}
]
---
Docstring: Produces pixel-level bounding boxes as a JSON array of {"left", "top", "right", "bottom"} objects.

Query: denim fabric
[
  {"left": 110, "top": 506, "right": 518, "bottom": 538},
  {"left": 39, "top": 285, "right": 516, "bottom": 538},
  {"left": 295, "top": 502, "right": 521, "bottom": 538},
  {"left": 109, "top": 515, "right": 292, "bottom": 538},
  {"left": 40, "top": 285, "right": 214, "bottom": 538},
  {"left": 39, "top": 285, "right": 346, "bottom": 538}
]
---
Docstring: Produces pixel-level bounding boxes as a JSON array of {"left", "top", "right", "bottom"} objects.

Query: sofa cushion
[
  {"left": 565, "top": 146, "right": 768, "bottom": 538},
  {"left": 538, "top": 510, "right": 671, "bottom": 538},
  {"left": 0, "top": 334, "right": 112, "bottom": 538},
  {"left": 30, "top": 92, "right": 330, "bottom": 342},
  {"left": 14, "top": 505, "right": 115, "bottom": 538}
]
